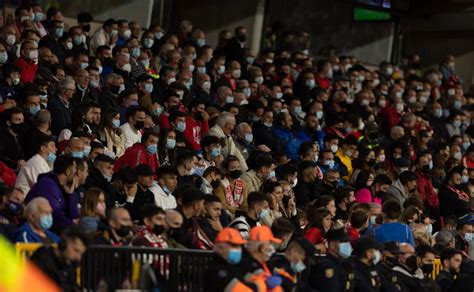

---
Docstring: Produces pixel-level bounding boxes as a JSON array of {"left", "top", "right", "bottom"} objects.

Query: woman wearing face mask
[
  {"left": 98, "top": 109, "right": 125, "bottom": 158},
  {"left": 304, "top": 206, "right": 332, "bottom": 253},
  {"left": 262, "top": 181, "right": 285, "bottom": 220},
  {"left": 439, "top": 166, "right": 471, "bottom": 219},
  {"left": 349, "top": 148, "right": 376, "bottom": 185},
  {"left": 354, "top": 170, "right": 382, "bottom": 205},
  {"left": 79, "top": 187, "right": 107, "bottom": 234},
  {"left": 158, "top": 129, "right": 177, "bottom": 166},
  {"left": 214, "top": 156, "right": 248, "bottom": 214}
]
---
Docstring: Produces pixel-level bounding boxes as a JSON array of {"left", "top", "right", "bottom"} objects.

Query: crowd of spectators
[{"left": 0, "top": 2, "right": 473, "bottom": 291}]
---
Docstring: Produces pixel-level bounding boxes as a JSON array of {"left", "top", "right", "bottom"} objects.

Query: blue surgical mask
[
  {"left": 258, "top": 208, "right": 271, "bottom": 221},
  {"left": 291, "top": 261, "right": 306, "bottom": 273},
  {"left": 244, "top": 133, "right": 253, "bottom": 143},
  {"left": 112, "top": 119, "right": 121, "bottom": 128},
  {"left": 72, "top": 151, "right": 84, "bottom": 158},
  {"left": 153, "top": 107, "right": 163, "bottom": 117},
  {"left": 293, "top": 106, "right": 303, "bottom": 115},
  {"left": 147, "top": 144, "right": 158, "bottom": 154},
  {"left": 267, "top": 170, "right": 276, "bottom": 179},
  {"left": 454, "top": 100, "right": 462, "bottom": 110},
  {"left": 370, "top": 216, "right": 377, "bottom": 225},
  {"left": 0, "top": 51, "right": 8, "bottom": 63},
  {"left": 306, "top": 79, "right": 316, "bottom": 89},
  {"left": 211, "top": 147, "right": 221, "bottom": 158},
  {"left": 166, "top": 138, "right": 176, "bottom": 149},
  {"left": 325, "top": 159, "right": 335, "bottom": 169},
  {"left": 83, "top": 145, "right": 91, "bottom": 157},
  {"left": 74, "top": 35, "right": 83, "bottom": 45},
  {"left": 29, "top": 105, "right": 41, "bottom": 116},
  {"left": 227, "top": 248, "right": 242, "bottom": 264},
  {"left": 465, "top": 233, "right": 474, "bottom": 242},
  {"left": 338, "top": 242, "right": 352, "bottom": 259},
  {"left": 434, "top": 108, "right": 443, "bottom": 118},
  {"left": 243, "top": 87, "right": 251, "bottom": 97},
  {"left": 462, "top": 175, "right": 469, "bottom": 184},
  {"left": 155, "top": 31, "right": 164, "bottom": 40},
  {"left": 373, "top": 250, "right": 381, "bottom": 265},
  {"left": 143, "top": 83, "right": 154, "bottom": 94},
  {"left": 46, "top": 152, "right": 56, "bottom": 163},
  {"left": 226, "top": 95, "right": 234, "bottom": 104},
  {"left": 176, "top": 121, "right": 186, "bottom": 132},
  {"left": 39, "top": 214, "right": 53, "bottom": 230},
  {"left": 132, "top": 47, "right": 141, "bottom": 58},
  {"left": 143, "top": 38, "right": 154, "bottom": 49},
  {"left": 218, "top": 65, "right": 225, "bottom": 75},
  {"left": 55, "top": 27, "right": 64, "bottom": 38},
  {"left": 264, "top": 122, "right": 272, "bottom": 128}
]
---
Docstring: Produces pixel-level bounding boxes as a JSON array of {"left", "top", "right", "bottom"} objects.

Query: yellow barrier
[{"left": 432, "top": 258, "right": 442, "bottom": 279}]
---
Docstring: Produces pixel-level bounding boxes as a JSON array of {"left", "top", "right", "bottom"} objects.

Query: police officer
[
  {"left": 392, "top": 243, "right": 420, "bottom": 291},
  {"left": 350, "top": 236, "right": 382, "bottom": 292},
  {"left": 309, "top": 228, "right": 355, "bottom": 291},
  {"left": 414, "top": 244, "right": 441, "bottom": 292},
  {"left": 376, "top": 241, "right": 403, "bottom": 292},
  {"left": 268, "top": 238, "right": 316, "bottom": 291},
  {"left": 204, "top": 228, "right": 253, "bottom": 292}
]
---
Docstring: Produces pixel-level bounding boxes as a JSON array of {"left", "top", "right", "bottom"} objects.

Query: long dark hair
[{"left": 158, "top": 128, "right": 177, "bottom": 166}]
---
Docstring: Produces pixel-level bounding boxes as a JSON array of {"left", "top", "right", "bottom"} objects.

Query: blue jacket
[
  {"left": 14, "top": 223, "right": 60, "bottom": 243},
  {"left": 25, "top": 172, "right": 79, "bottom": 233},
  {"left": 273, "top": 126, "right": 302, "bottom": 160},
  {"left": 296, "top": 129, "right": 325, "bottom": 151}
]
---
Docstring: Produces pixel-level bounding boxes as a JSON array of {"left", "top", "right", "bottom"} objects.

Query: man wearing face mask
[
  {"left": 14, "top": 197, "right": 60, "bottom": 243},
  {"left": 310, "top": 228, "right": 355, "bottom": 291},
  {"left": 350, "top": 237, "right": 382, "bottom": 291},
  {"left": 240, "top": 226, "right": 283, "bottom": 290},
  {"left": 204, "top": 228, "right": 253, "bottom": 292},
  {"left": 376, "top": 241, "right": 403, "bottom": 292},
  {"left": 454, "top": 215, "right": 473, "bottom": 255},
  {"left": 94, "top": 207, "right": 133, "bottom": 245},
  {"left": 0, "top": 188, "right": 24, "bottom": 239},
  {"left": 0, "top": 64, "right": 21, "bottom": 106},
  {"left": 114, "top": 130, "right": 160, "bottom": 173},
  {"left": 198, "top": 195, "right": 227, "bottom": 242},
  {"left": 229, "top": 191, "right": 272, "bottom": 239},
  {"left": 413, "top": 245, "right": 442, "bottom": 291},
  {"left": 315, "top": 169, "right": 340, "bottom": 197},
  {"left": 386, "top": 170, "right": 418, "bottom": 207},
  {"left": 215, "top": 60, "right": 241, "bottom": 91},
  {"left": 437, "top": 248, "right": 463, "bottom": 291},
  {"left": 223, "top": 26, "right": 247, "bottom": 62},
  {"left": 293, "top": 161, "right": 319, "bottom": 208},
  {"left": 241, "top": 154, "right": 277, "bottom": 193},
  {"left": 15, "top": 40, "right": 38, "bottom": 83},
  {"left": 0, "top": 107, "right": 26, "bottom": 170},
  {"left": 126, "top": 164, "right": 156, "bottom": 222},
  {"left": 131, "top": 204, "right": 168, "bottom": 248},
  {"left": 194, "top": 73, "right": 216, "bottom": 107},
  {"left": 84, "top": 154, "right": 119, "bottom": 207},
  {"left": 392, "top": 243, "right": 419, "bottom": 291},
  {"left": 268, "top": 238, "right": 315, "bottom": 291}
]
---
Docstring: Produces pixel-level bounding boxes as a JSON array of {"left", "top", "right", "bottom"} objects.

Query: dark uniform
[
  {"left": 310, "top": 252, "right": 355, "bottom": 291},
  {"left": 376, "top": 261, "right": 403, "bottom": 292},
  {"left": 436, "top": 270, "right": 456, "bottom": 292},
  {"left": 450, "top": 260, "right": 474, "bottom": 292},
  {"left": 351, "top": 258, "right": 381, "bottom": 292},
  {"left": 205, "top": 254, "right": 254, "bottom": 292},
  {"left": 393, "top": 264, "right": 421, "bottom": 291},
  {"left": 268, "top": 254, "right": 297, "bottom": 292}
]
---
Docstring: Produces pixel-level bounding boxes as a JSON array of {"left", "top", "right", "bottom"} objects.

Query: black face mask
[
  {"left": 110, "top": 85, "right": 120, "bottom": 95},
  {"left": 421, "top": 263, "right": 433, "bottom": 275},
  {"left": 69, "top": 260, "right": 81, "bottom": 269},
  {"left": 405, "top": 255, "right": 418, "bottom": 273},
  {"left": 135, "top": 120, "right": 145, "bottom": 130},
  {"left": 103, "top": 57, "right": 113, "bottom": 65},
  {"left": 10, "top": 122, "right": 25, "bottom": 134},
  {"left": 152, "top": 224, "right": 165, "bottom": 235},
  {"left": 210, "top": 179, "right": 220, "bottom": 189},
  {"left": 83, "top": 24, "right": 91, "bottom": 33},
  {"left": 375, "top": 191, "right": 386, "bottom": 199},
  {"left": 385, "top": 256, "right": 399, "bottom": 267},
  {"left": 469, "top": 178, "right": 474, "bottom": 185},
  {"left": 228, "top": 170, "right": 242, "bottom": 180},
  {"left": 237, "top": 34, "right": 247, "bottom": 42},
  {"left": 367, "top": 159, "right": 376, "bottom": 167},
  {"left": 421, "top": 165, "right": 431, "bottom": 174},
  {"left": 116, "top": 225, "right": 131, "bottom": 237}
]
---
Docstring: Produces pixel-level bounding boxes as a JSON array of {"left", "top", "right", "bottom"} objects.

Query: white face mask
[
  {"left": 121, "top": 63, "right": 131, "bottom": 72},
  {"left": 29, "top": 49, "right": 38, "bottom": 60}
]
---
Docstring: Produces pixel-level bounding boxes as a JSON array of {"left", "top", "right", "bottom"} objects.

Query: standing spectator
[{"left": 372, "top": 200, "right": 415, "bottom": 246}]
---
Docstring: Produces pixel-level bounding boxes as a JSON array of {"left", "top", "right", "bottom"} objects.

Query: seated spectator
[
  {"left": 157, "top": 129, "right": 177, "bottom": 166},
  {"left": 200, "top": 166, "right": 223, "bottom": 195},
  {"left": 437, "top": 248, "right": 463, "bottom": 291},
  {"left": 78, "top": 187, "right": 107, "bottom": 234},
  {"left": 114, "top": 130, "right": 160, "bottom": 173},
  {"left": 84, "top": 154, "right": 118, "bottom": 207},
  {"left": 94, "top": 207, "right": 134, "bottom": 246},
  {"left": 0, "top": 187, "right": 24, "bottom": 239},
  {"left": 132, "top": 204, "right": 168, "bottom": 248},
  {"left": 355, "top": 173, "right": 391, "bottom": 205},
  {"left": 386, "top": 170, "right": 418, "bottom": 207},
  {"left": 127, "top": 164, "right": 156, "bottom": 222},
  {"left": 454, "top": 214, "right": 473, "bottom": 255},
  {"left": 25, "top": 155, "right": 79, "bottom": 233},
  {"left": 198, "top": 195, "right": 225, "bottom": 242},
  {"left": 240, "top": 154, "right": 276, "bottom": 194},
  {"left": 334, "top": 186, "right": 355, "bottom": 221},
  {"left": 304, "top": 206, "right": 332, "bottom": 252},
  {"left": 120, "top": 106, "right": 146, "bottom": 149},
  {"left": 439, "top": 166, "right": 471, "bottom": 218},
  {"left": 200, "top": 135, "right": 224, "bottom": 169},
  {"left": 372, "top": 200, "right": 415, "bottom": 246},
  {"left": 215, "top": 155, "right": 248, "bottom": 213},
  {"left": 293, "top": 161, "right": 319, "bottom": 208},
  {"left": 229, "top": 191, "right": 272, "bottom": 239},
  {"left": 14, "top": 197, "right": 59, "bottom": 243},
  {"left": 0, "top": 107, "right": 26, "bottom": 170},
  {"left": 98, "top": 108, "right": 126, "bottom": 158}
]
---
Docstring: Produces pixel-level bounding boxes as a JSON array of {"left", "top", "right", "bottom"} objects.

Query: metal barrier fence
[
  {"left": 15, "top": 244, "right": 444, "bottom": 291},
  {"left": 80, "top": 245, "right": 214, "bottom": 291}
]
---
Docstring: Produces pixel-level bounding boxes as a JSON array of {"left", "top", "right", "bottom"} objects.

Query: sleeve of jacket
[{"left": 228, "top": 138, "right": 248, "bottom": 172}]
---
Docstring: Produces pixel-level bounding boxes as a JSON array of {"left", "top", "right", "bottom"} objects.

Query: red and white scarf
[{"left": 222, "top": 178, "right": 244, "bottom": 207}]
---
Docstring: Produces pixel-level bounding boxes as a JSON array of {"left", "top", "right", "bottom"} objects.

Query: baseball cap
[
  {"left": 249, "top": 226, "right": 282, "bottom": 244},
  {"left": 215, "top": 228, "right": 246, "bottom": 245}
]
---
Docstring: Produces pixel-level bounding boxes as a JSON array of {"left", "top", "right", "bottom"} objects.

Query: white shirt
[
  {"left": 15, "top": 154, "right": 51, "bottom": 196},
  {"left": 149, "top": 182, "right": 177, "bottom": 210},
  {"left": 120, "top": 122, "right": 142, "bottom": 150}
]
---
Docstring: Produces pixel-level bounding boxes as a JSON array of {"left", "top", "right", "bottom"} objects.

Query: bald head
[{"left": 165, "top": 209, "right": 183, "bottom": 229}]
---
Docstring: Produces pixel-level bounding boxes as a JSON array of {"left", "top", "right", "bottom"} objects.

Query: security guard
[
  {"left": 204, "top": 228, "right": 254, "bottom": 292},
  {"left": 350, "top": 236, "right": 382, "bottom": 292},
  {"left": 309, "top": 228, "right": 356, "bottom": 291},
  {"left": 376, "top": 241, "right": 403, "bottom": 292},
  {"left": 240, "top": 225, "right": 284, "bottom": 292},
  {"left": 268, "top": 238, "right": 316, "bottom": 291}
]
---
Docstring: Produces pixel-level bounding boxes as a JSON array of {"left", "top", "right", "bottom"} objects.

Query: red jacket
[
  {"left": 158, "top": 112, "right": 171, "bottom": 130},
  {"left": 0, "top": 161, "right": 16, "bottom": 187},
  {"left": 184, "top": 116, "right": 209, "bottom": 151},
  {"left": 315, "top": 74, "right": 331, "bottom": 90},
  {"left": 113, "top": 143, "right": 160, "bottom": 173},
  {"left": 347, "top": 226, "right": 360, "bottom": 245},
  {"left": 304, "top": 227, "right": 325, "bottom": 245},
  {"left": 378, "top": 106, "right": 400, "bottom": 134},
  {"left": 416, "top": 171, "right": 439, "bottom": 209},
  {"left": 16, "top": 57, "right": 38, "bottom": 84}
]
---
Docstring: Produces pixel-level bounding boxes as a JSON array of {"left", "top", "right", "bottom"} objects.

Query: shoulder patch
[{"left": 325, "top": 268, "right": 334, "bottom": 278}]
